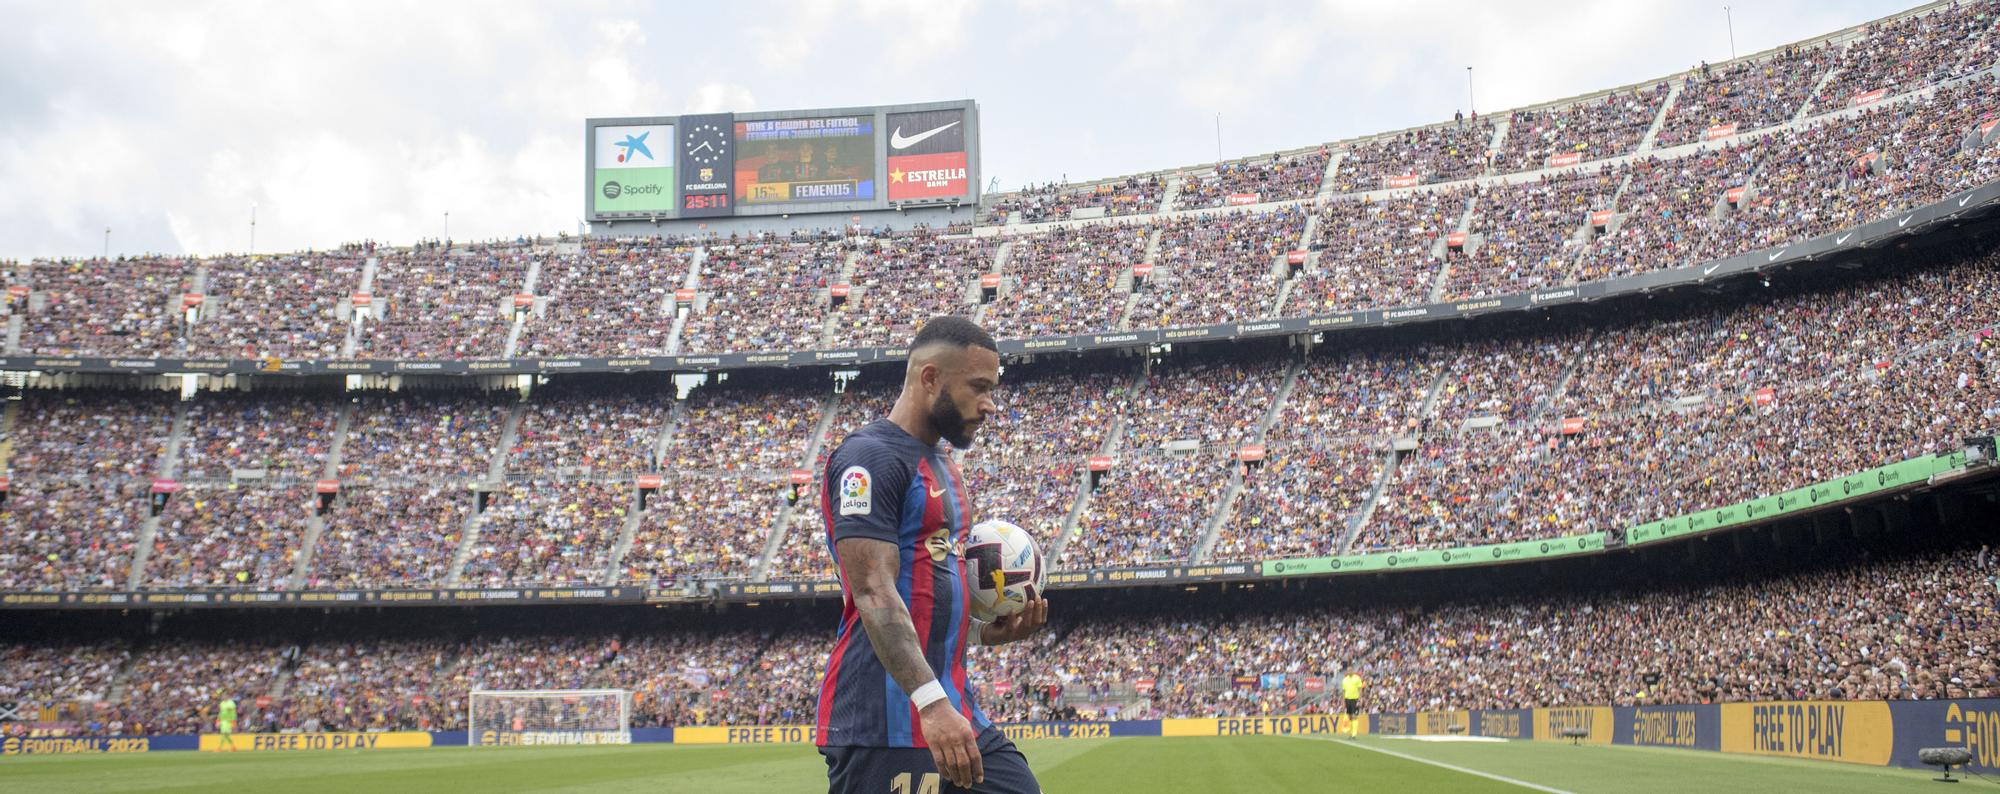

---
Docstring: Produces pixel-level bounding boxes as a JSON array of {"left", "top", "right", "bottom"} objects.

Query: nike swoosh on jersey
[
  {"left": 928, "top": 486, "right": 947, "bottom": 498},
  {"left": 890, "top": 121, "right": 962, "bottom": 150}
]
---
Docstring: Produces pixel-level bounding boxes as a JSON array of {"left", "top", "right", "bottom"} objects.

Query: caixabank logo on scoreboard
[{"left": 887, "top": 109, "right": 969, "bottom": 201}]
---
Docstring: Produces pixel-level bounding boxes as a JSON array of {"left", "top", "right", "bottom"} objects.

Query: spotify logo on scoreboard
[{"left": 593, "top": 123, "right": 676, "bottom": 215}]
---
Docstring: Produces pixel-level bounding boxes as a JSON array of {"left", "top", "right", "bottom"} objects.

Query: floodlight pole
[
  {"left": 102, "top": 227, "right": 110, "bottom": 260},
  {"left": 1725, "top": 6, "right": 1736, "bottom": 60}
]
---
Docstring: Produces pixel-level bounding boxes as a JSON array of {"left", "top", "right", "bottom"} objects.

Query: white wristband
[
  {"left": 910, "top": 680, "right": 948, "bottom": 710},
  {"left": 968, "top": 620, "right": 985, "bottom": 647}
]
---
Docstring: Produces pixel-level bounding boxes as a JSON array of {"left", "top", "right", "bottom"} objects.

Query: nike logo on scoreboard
[{"left": 891, "top": 121, "right": 962, "bottom": 150}]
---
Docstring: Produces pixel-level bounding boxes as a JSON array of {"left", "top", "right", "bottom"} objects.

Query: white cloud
[{"left": 0, "top": 0, "right": 1918, "bottom": 259}]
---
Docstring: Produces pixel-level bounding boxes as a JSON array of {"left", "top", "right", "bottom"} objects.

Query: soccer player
[
  {"left": 817, "top": 316, "right": 1049, "bottom": 794},
  {"left": 216, "top": 696, "right": 239, "bottom": 752},
  {"left": 1340, "top": 671, "right": 1366, "bottom": 738}
]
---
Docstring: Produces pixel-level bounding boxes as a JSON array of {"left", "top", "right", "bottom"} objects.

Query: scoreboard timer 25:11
[{"left": 684, "top": 194, "right": 730, "bottom": 211}]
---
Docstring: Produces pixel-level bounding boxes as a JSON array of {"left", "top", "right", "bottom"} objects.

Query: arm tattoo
[
  {"left": 859, "top": 604, "right": 935, "bottom": 693},
  {"left": 839, "top": 537, "right": 937, "bottom": 694}
]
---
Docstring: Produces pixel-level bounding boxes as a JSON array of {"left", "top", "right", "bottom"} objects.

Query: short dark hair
[{"left": 911, "top": 315, "right": 997, "bottom": 353}]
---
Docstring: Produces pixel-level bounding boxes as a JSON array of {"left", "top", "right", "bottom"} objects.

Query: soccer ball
[{"left": 966, "top": 519, "right": 1044, "bottom": 622}]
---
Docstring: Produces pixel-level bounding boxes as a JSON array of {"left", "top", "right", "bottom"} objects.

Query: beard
[{"left": 929, "top": 387, "right": 978, "bottom": 449}]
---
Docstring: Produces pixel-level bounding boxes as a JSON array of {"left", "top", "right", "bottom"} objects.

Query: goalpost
[{"left": 468, "top": 689, "right": 633, "bottom": 746}]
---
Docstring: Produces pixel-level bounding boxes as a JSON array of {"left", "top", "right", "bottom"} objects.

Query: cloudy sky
[{"left": 0, "top": 0, "right": 1916, "bottom": 259}]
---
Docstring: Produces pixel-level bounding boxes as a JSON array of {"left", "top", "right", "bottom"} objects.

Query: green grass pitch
[{"left": 0, "top": 734, "right": 1957, "bottom": 793}]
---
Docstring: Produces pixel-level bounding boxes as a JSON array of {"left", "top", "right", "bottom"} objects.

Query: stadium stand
[
  {"left": 1285, "top": 188, "right": 1469, "bottom": 313},
  {"left": 1334, "top": 118, "right": 1496, "bottom": 191},
  {"left": 354, "top": 243, "right": 524, "bottom": 360},
  {"left": 982, "top": 223, "right": 1148, "bottom": 339},
  {"left": 1176, "top": 151, "right": 1329, "bottom": 209},
  {"left": 512, "top": 240, "right": 694, "bottom": 358},
  {"left": 5, "top": 1, "right": 2000, "bottom": 746},
  {"left": 1495, "top": 83, "right": 1669, "bottom": 174},
  {"left": 827, "top": 230, "right": 995, "bottom": 349},
  {"left": 982, "top": 176, "right": 1167, "bottom": 224},
  {"left": 1654, "top": 45, "right": 1832, "bottom": 149},
  {"left": 677, "top": 234, "right": 845, "bottom": 355},
  {"left": 1127, "top": 206, "right": 1307, "bottom": 328},
  {"left": 11, "top": 543, "right": 1994, "bottom": 734}
]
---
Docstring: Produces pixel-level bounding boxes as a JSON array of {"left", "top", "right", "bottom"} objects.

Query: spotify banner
[{"left": 592, "top": 124, "right": 677, "bottom": 215}]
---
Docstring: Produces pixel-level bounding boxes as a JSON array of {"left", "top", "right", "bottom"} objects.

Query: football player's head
[{"left": 906, "top": 316, "right": 999, "bottom": 448}]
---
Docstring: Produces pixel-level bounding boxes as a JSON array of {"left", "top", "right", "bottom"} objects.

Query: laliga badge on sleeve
[{"left": 838, "top": 466, "right": 872, "bottom": 516}]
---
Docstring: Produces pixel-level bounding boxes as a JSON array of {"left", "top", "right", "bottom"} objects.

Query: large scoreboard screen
[
  {"left": 735, "top": 116, "right": 877, "bottom": 206},
  {"left": 585, "top": 100, "right": 976, "bottom": 222}
]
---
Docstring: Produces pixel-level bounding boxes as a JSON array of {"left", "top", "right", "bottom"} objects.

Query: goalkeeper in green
[{"left": 216, "top": 697, "right": 239, "bottom": 752}]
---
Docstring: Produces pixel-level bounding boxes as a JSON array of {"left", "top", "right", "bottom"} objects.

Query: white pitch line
[{"left": 1288, "top": 734, "right": 1578, "bottom": 794}]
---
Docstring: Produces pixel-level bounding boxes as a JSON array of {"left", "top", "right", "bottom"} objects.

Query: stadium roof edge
[{"left": 982, "top": 0, "right": 1961, "bottom": 205}]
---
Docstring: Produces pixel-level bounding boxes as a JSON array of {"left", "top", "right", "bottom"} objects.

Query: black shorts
[
  {"left": 1344, "top": 698, "right": 1360, "bottom": 717},
  {"left": 822, "top": 724, "right": 1040, "bottom": 794}
]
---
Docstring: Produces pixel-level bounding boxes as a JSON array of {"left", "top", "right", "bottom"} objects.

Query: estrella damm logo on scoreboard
[{"left": 1719, "top": 701, "right": 1892, "bottom": 764}]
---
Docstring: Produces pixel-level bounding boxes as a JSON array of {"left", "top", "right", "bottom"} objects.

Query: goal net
[{"left": 469, "top": 689, "right": 632, "bottom": 746}]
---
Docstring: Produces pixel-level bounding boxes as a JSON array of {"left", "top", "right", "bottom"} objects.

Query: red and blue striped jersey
[{"left": 814, "top": 419, "right": 991, "bottom": 748}]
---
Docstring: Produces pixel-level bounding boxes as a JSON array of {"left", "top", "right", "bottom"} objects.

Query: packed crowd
[
  {"left": 185, "top": 253, "right": 360, "bottom": 360},
  {"left": 508, "top": 388, "right": 668, "bottom": 476},
  {"left": 1654, "top": 46, "right": 1832, "bottom": 148},
  {"left": 15, "top": 545, "right": 1993, "bottom": 735},
  {"left": 512, "top": 241, "right": 694, "bottom": 358},
  {"left": 19, "top": 257, "right": 192, "bottom": 358},
  {"left": 1446, "top": 167, "right": 1624, "bottom": 299},
  {"left": 6, "top": 390, "right": 172, "bottom": 478},
  {"left": 337, "top": 390, "right": 511, "bottom": 484},
  {"left": 305, "top": 487, "right": 468, "bottom": 588},
  {"left": 355, "top": 244, "right": 525, "bottom": 360},
  {"left": 664, "top": 380, "right": 825, "bottom": 472},
  {"left": 1496, "top": 84, "right": 1669, "bottom": 173},
  {"left": 982, "top": 223, "right": 1148, "bottom": 339},
  {"left": 983, "top": 177, "right": 1167, "bottom": 224},
  {"left": 0, "top": 482, "right": 147, "bottom": 590},
  {"left": 619, "top": 473, "right": 786, "bottom": 584},
  {"left": 1064, "top": 452, "right": 1234, "bottom": 569},
  {"left": 456, "top": 482, "right": 627, "bottom": 587},
  {"left": 829, "top": 231, "right": 996, "bottom": 349},
  {"left": 145, "top": 485, "right": 312, "bottom": 589},
  {"left": 1284, "top": 188, "right": 1469, "bottom": 314},
  {"left": 1811, "top": 0, "right": 1998, "bottom": 112},
  {"left": 678, "top": 235, "right": 846, "bottom": 355},
  {"left": 0, "top": 241, "right": 1995, "bottom": 590},
  {"left": 177, "top": 392, "right": 338, "bottom": 480},
  {"left": 1127, "top": 206, "right": 1307, "bottom": 329},
  {"left": 1211, "top": 444, "right": 1380, "bottom": 561},
  {"left": 3, "top": 10, "right": 1995, "bottom": 366},
  {"left": 1334, "top": 118, "right": 1496, "bottom": 191},
  {"left": 1177, "top": 152, "right": 1329, "bottom": 208}
]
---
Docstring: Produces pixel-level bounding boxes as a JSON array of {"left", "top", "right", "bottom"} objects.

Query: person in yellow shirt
[{"left": 1340, "top": 671, "right": 1366, "bottom": 738}]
